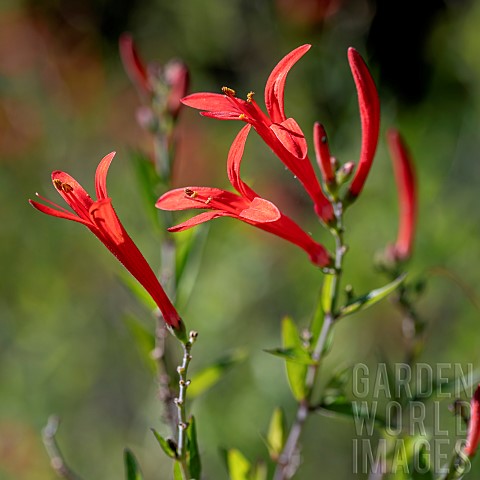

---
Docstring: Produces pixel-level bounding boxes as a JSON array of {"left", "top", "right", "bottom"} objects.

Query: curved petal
[
  {"left": 226, "top": 124, "right": 257, "bottom": 199},
  {"left": 29, "top": 199, "right": 90, "bottom": 226},
  {"left": 347, "top": 48, "right": 381, "bottom": 198},
  {"left": 51, "top": 170, "right": 93, "bottom": 220},
  {"left": 270, "top": 118, "right": 308, "bottom": 160},
  {"left": 156, "top": 187, "right": 233, "bottom": 211},
  {"left": 95, "top": 152, "right": 116, "bottom": 200},
  {"left": 238, "top": 197, "right": 281, "bottom": 223},
  {"left": 264, "top": 45, "right": 311, "bottom": 123},
  {"left": 168, "top": 211, "right": 232, "bottom": 232},
  {"left": 181, "top": 92, "right": 241, "bottom": 114}
]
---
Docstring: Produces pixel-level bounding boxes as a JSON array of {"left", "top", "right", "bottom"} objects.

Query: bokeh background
[{"left": 2, "top": 0, "right": 480, "bottom": 478}]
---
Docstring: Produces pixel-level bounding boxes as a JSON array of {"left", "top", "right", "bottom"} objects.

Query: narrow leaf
[
  {"left": 227, "top": 449, "right": 251, "bottom": 480},
  {"left": 264, "top": 347, "right": 317, "bottom": 365},
  {"left": 187, "top": 416, "right": 201, "bottom": 479},
  {"left": 151, "top": 428, "right": 177, "bottom": 459},
  {"left": 188, "top": 349, "right": 246, "bottom": 398},
  {"left": 267, "top": 408, "right": 285, "bottom": 459},
  {"left": 321, "top": 273, "right": 335, "bottom": 314},
  {"left": 251, "top": 461, "right": 268, "bottom": 480},
  {"left": 124, "top": 315, "right": 156, "bottom": 372},
  {"left": 282, "top": 317, "right": 308, "bottom": 401},
  {"left": 130, "top": 150, "right": 162, "bottom": 229},
  {"left": 119, "top": 272, "right": 157, "bottom": 311},
  {"left": 175, "top": 223, "right": 210, "bottom": 310},
  {"left": 173, "top": 461, "right": 183, "bottom": 480},
  {"left": 339, "top": 274, "right": 406, "bottom": 317},
  {"left": 124, "top": 448, "right": 144, "bottom": 480}
]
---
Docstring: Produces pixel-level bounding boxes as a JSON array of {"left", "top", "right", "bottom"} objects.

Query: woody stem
[{"left": 274, "top": 202, "right": 346, "bottom": 480}]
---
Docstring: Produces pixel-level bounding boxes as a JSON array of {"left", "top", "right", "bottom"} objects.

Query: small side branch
[{"left": 42, "top": 416, "right": 84, "bottom": 480}]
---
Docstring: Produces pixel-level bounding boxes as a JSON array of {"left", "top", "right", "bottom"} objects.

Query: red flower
[
  {"left": 156, "top": 125, "right": 331, "bottom": 268},
  {"left": 119, "top": 33, "right": 152, "bottom": 99},
  {"left": 181, "top": 45, "right": 333, "bottom": 223},
  {"left": 386, "top": 129, "right": 417, "bottom": 261},
  {"left": 313, "top": 122, "right": 335, "bottom": 186},
  {"left": 29, "top": 152, "right": 184, "bottom": 333},
  {"left": 465, "top": 384, "right": 480, "bottom": 457},
  {"left": 119, "top": 33, "right": 189, "bottom": 119},
  {"left": 345, "top": 48, "right": 381, "bottom": 201}
]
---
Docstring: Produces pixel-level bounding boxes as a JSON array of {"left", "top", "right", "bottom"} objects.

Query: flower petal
[
  {"left": 95, "top": 152, "right": 116, "bottom": 200},
  {"left": 347, "top": 47, "right": 381, "bottom": 198},
  {"left": 200, "top": 111, "right": 243, "bottom": 120},
  {"left": 51, "top": 171, "right": 93, "bottom": 220},
  {"left": 226, "top": 124, "right": 257, "bottom": 199},
  {"left": 181, "top": 92, "right": 241, "bottom": 114},
  {"left": 168, "top": 211, "right": 231, "bottom": 232},
  {"left": 270, "top": 118, "right": 308, "bottom": 159},
  {"left": 239, "top": 197, "right": 281, "bottom": 223},
  {"left": 156, "top": 187, "right": 233, "bottom": 210},
  {"left": 264, "top": 45, "right": 311, "bottom": 123},
  {"left": 29, "top": 199, "right": 90, "bottom": 226}
]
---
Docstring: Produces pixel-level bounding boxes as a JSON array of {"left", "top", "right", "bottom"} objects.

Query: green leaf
[
  {"left": 188, "top": 349, "right": 246, "bottom": 398},
  {"left": 321, "top": 273, "right": 335, "bottom": 314},
  {"left": 264, "top": 347, "right": 317, "bottom": 365},
  {"left": 151, "top": 428, "right": 177, "bottom": 459},
  {"left": 175, "top": 224, "right": 210, "bottom": 310},
  {"left": 124, "top": 315, "right": 156, "bottom": 372},
  {"left": 124, "top": 448, "right": 144, "bottom": 480},
  {"left": 250, "top": 461, "right": 267, "bottom": 480},
  {"left": 282, "top": 317, "right": 308, "bottom": 401},
  {"left": 322, "top": 366, "right": 351, "bottom": 404},
  {"left": 173, "top": 461, "right": 183, "bottom": 480},
  {"left": 267, "top": 408, "right": 285, "bottom": 459},
  {"left": 339, "top": 274, "right": 406, "bottom": 317},
  {"left": 187, "top": 416, "right": 201, "bottom": 479},
  {"left": 130, "top": 150, "right": 162, "bottom": 229},
  {"left": 119, "top": 272, "right": 157, "bottom": 311},
  {"left": 227, "top": 449, "right": 251, "bottom": 480},
  {"left": 317, "top": 398, "right": 387, "bottom": 429}
]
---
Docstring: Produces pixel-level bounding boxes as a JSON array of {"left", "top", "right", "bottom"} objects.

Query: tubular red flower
[
  {"left": 387, "top": 129, "right": 417, "bottom": 261},
  {"left": 119, "top": 33, "right": 152, "bottom": 98},
  {"left": 465, "top": 385, "right": 480, "bottom": 457},
  {"left": 313, "top": 122, "right": 335, "bottom": 185},
  {"left": 30, "top": 152, "right": 183, "bottom": 332},
  {"left": 156, "top": 125, "right": 331, "bottom": 268},
  {"left": 346, "top": 48, "right": 381, "bottom": 200},
  {"left": 181, "top": 45, "right": 333, "bottom": 223}
]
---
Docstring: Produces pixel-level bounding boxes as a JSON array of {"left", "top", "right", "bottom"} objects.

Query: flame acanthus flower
[
  {"left": 30, "top": 152, "right": 184, "bottom": 333},
  {"left": 156, "top": 125, "right": 331, "bottom": 268}
]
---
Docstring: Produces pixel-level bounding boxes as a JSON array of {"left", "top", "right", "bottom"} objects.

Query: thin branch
[{"left": 42, "top": 416, "right": 84, "bottom": 480}]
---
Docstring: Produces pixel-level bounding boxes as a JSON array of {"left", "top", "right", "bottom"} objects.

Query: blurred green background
[{"left": 2, "top": 0, "right": 480, "bottom": 478}]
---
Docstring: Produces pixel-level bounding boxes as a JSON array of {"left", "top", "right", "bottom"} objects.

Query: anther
[
  {"left": 246, "top": 91, "right": 255, "bottom": 102},
  {"left": 239, "top": 114, "right": 247, "bottom": 121},
  {"left": 184, "top": 188, "right": 198, "bottom": 198},
  {"left": 222, "top": 86, "right": 236, "bottom": 97},
  {"left": 205, "top": 197, "right": 212, "bottom": 205}
]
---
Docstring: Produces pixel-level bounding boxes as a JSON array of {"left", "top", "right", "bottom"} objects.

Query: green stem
[
  {"left": 273, "top": 202, "right": 346, "bottom": 480},
  {"left": 175, "top": 333, "right": 196, "bottom": 479}
]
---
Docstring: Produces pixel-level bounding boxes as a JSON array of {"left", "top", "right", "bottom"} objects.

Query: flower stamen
[{"left": 221, "top": 86, "right": 236, "bottom": 97}]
